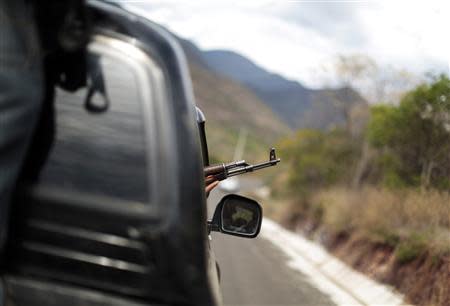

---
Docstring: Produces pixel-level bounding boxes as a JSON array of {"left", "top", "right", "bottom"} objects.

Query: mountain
[
  {"left": 178, "top": 39, "right": 291, "bottom": 162},
  {"left": 178, "top": 38, "right": 209, "bottom": 69},
  {"left": 203, "top": 50, "right": 306, "bottom": 92},
  {"left": 177, "top": 38, "right": 368, "bottom": 160},
  {"left": 202, "top": 50, "right": 367, "bottom": 130}
]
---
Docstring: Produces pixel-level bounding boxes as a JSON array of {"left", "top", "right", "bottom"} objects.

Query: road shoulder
[{"left": 261, "top": 219, "right": 409, "bottom": 306}]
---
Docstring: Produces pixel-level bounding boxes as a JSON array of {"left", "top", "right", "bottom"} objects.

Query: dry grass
[
  {"left": 280, "top": 187, "right": 450, "bottom": 305},
  {"left": 309, "top": 187, "right": 450, "bottom": 258}
]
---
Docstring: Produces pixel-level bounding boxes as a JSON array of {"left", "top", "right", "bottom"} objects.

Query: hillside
[
  {"left": 203, "top": 50, "right": 368, "bottom": 130},
  {"left": 178, "top": 38, "right": 368, "bottom": 161},
  {"left": 178, "top": 39, "right": 291, "bottom": 162}
]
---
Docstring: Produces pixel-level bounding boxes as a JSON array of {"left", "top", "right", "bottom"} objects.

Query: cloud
[
  {"left": 271, "top": 2, "right": 369, "bottom": 48},
  {"left": 115, "top": 0, "right": 449, "bottom": 88}
]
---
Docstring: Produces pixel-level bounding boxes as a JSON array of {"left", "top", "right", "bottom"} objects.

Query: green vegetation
[
  {"left": 368, "top": 75, "right": 450, "bottom": 189},
  {"left": 279, "top": 75, "right": 450, "bottom": 263},
  {"left": 395, "top": 233, "right": 428, "bottom": 264},
  {"left": 280, "top": 128, "right": 359, "bottom": 194}
]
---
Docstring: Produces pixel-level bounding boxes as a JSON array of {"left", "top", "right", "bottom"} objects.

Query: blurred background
[{"left": 118, "top": 1, "right": 449, "bottom": 305}]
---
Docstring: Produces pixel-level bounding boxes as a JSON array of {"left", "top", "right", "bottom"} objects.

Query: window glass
[{"left": 40, "top": 54, "right": 150, "bottom": 203}]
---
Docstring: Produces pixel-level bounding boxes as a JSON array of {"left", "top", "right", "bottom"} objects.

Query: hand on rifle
[{"left": 205, "top": 175, "right": 219, "bottom": 194}]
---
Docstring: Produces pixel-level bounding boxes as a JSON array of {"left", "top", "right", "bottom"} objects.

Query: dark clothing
[{"left": 0, "top": 0, "right": 44, "bottom": 252}]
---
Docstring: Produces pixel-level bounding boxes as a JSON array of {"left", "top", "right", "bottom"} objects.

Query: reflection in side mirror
[
  {"left": 210, "top": 194, "right": 262, "bottom": 238},
  {"left": 221, "top": 196, "right": 260, "bottom": 236}
]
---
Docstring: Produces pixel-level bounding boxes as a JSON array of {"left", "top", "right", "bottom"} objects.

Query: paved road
[{"left": 207, "top": 184, "right": 336, "bottom": 306}]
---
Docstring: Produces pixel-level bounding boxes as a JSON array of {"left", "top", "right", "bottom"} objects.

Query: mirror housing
[{"left": 209, "top": 194, "right": 262, "bottom": 238}]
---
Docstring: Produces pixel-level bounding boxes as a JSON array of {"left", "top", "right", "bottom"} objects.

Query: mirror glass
[{"left": 221, "top": 196, "right": 261, "bottom": 235}]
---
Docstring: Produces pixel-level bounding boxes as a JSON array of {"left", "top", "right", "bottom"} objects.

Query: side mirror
[{"left": 209, "top": 194, "right": 262, "bottom": 238}]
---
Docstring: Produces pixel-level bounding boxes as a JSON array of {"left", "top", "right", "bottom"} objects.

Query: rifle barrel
[{"left": 226, "top": 158, "right": 280, "bottom": 177}]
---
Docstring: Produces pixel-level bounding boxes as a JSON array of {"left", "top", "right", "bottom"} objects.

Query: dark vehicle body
[{"left": 1, "top": 1, "right": 224, "bottom": 305}]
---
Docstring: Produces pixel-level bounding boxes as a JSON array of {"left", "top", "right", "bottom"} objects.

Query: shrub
[
  {"left": 303, "top": 187, "right": 450, "bottom": 258},
  {"left": 395, "top": 233, "right": 427, "bottom": 264},
  {"left": 280, "top": 128, "right": 359, "bottom": 194},
  {"left": 367, "top": 75, "right": 450, "bottom": 189}
]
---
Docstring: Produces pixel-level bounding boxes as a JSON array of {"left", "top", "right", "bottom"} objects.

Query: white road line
[{"left": 260, "top": 219, "right": 409, "bottom": 306}]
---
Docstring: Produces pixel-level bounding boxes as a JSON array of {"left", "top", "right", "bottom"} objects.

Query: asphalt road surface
[{"left": 207, "top": 182, "right": 336, "bottom": 306}]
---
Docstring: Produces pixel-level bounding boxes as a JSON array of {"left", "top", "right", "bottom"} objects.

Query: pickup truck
[{"left": 1, "top": 1, "right": 263, "bottom": 306}]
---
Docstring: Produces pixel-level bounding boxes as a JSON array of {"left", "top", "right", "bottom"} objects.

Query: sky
[{"left": 115, "top": 0, "right": 449, "bottom": 89}]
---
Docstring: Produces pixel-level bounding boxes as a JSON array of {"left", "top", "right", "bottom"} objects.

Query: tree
[
  {"left": 280, "top": 128, "right": 359, "bottom": 194},
  {"left": 335, "top": 54, "right": 377, "bottom": 89},
  {"left": 320, "top": 54, "right": 421, "bottom": 104},
  {"left": 367, "top": 75, "right": 450, "bottom": 189}
]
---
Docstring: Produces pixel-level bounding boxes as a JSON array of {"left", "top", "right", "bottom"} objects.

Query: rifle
[{"left": 204, "top": 148, "right": 280, "bottom": 184}]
